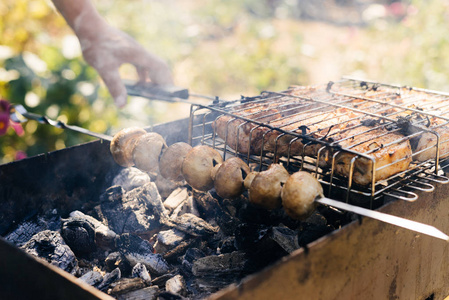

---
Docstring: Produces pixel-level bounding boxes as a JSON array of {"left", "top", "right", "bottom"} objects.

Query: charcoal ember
[
  {"left": 181, "top": 248, "right": 205, "bottom": 274},
  {"left": 112, "top": 167, "right": 151, "bottom": 191},
  {"left": 267, "top": 226, "right": 299, "bottom": 254},
  {"left": 234, "top": 223, "right": 269, "bottom": 250},
  {"left": 95, "top": 182, "right": 167, "bottom": 235},
  {"left": 163, "top": 238, "right": 200, "bottom": 263},
  {"left": 304, "top": 211, "right": 328, "bottom": 226},
  {"left": 105, "top": 252, "right": 132, "bottom": 277},
  {"left": 5, "top": 209, "right": 61, "bottom": 247},
  {"left": 170, "top": 213, "right": 219, "bottom": 237},
  {"left": 192, "top": 251, "right": 248, "bottom": 277},
  {"left": 109, "top": 277, "right": 146, "bottom": 296},
  {"left": 237, "top": 202, "right": 287, "bottom": 226},
  {"left": 297, "top": 222, "right": 334, "bottom": 247},
  {"left": 100, "top": 185, "right": 125, "bottom": 203},
  {"left": 164, "top": 188, "right": 189, "bottom": 213},
  {"left": 154, "top": 229, "right": 186, "bottom": 254},
  {"left": 171, "top": 194, "right": 199, "bottom": 219},
  {"left": 151, "top": 273, "right": 175, "bottom": 288},
  {"left": 116, "top": 286, "right": 159, "bottom": 300},
  {"left": 132, "top": 262, "right": 152, "bottom": 284},
  {"left": 214, "top": 206, "right": 240, "bottom": 236},
  {"left": 158, "top": 291, "right": 185, "bottom": 300},
  {"left": 78, "top": 270, "right": 103, "bottom": 287},
  {"left": 165, "top": 274, "right": 187, "bottom": 296},
  {"left": 194, "top": 192, "right": 219, "bottom": 218},
  {"left": 217, "top": 236, "right": 237, "bottom": 254},
  {"left": 69, "top": 211, "right": 118, "bottom": 249},
  {"left": 97, "top": 267, "right": 121, "bottom": 291},
  {"left": 61, "top": 217, "right": 97, "bottom": 255},
  {"left": 117, "top": 234, "right": 170, "bottom": 276},
  {"left": 21, "top": 230, "right": 78, "bottom": 274}
]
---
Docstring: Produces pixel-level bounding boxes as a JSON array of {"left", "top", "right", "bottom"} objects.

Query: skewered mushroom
[
  {"left": 159, "top": 142, "right": 192, "bottom": 181},
  {"left": 213, "top": 157, "right": 250, "bottom": 199},
  {"left": 110, "top": 127, "right": 147, "bottom": 167},
  {"left": 248, "top": 163, "right": 289, "bottom": 210},
  {"left": 281, "top": 171, "right": 323, "bottom": 220},
  {"left": 181, "top": 145, "right": 223, "bottom": 191},
  {"left": 132, "top": 132, "right": 167, "bottom": 173}
]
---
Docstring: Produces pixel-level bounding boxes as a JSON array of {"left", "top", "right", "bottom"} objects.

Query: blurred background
[{"left": 1, "top": 0, "right": 448, "bottom": 164}]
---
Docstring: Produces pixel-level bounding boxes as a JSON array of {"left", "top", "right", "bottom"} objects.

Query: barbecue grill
[{"left": 1, "top": 78, "right": 449, "bottom": 299}]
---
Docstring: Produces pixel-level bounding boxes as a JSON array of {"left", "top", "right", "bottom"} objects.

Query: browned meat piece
[{"left": 333, "top": 126, "right": 412, "bottom": 186}]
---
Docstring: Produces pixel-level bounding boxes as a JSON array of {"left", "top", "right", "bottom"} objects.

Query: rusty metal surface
[{"left": 212, "top": 177, "right": 449, "bottom": 300}]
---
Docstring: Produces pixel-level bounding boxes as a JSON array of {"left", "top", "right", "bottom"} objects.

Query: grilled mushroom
[
  {"left": 110, "top": 127, "right": 147, "bottom": 167},
  {"left": 214, "top": 157, "right": 250, "bottom": 199},
  {"left": 181, "top": 145, "right": 223, "bottom": 191},
  {"left": 248, "top": 164, "right": 289, "bottom": 210},
  {"left": 132, "top": 132, "right": 167, "bottom": 173},
  {"left": 159, "top": 142, "right": 192, "bottom": 181},
  {"left": 281, "top": 171, "right": 323, "bottom": 220}
]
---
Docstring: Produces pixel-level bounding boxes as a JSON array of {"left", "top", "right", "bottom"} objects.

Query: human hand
[{"left": 78, "top": 24, "right": 173, "bottom": 107}]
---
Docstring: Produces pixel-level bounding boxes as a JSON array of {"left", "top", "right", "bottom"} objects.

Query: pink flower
[
  {"left": 0, "top": 99, "right": 24, "bottom": 136},
  {"left": 14, "top": 150, "right": 27, "bottom": 161}
]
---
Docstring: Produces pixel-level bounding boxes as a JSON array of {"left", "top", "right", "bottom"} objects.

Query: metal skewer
[{"left": 317, "top": 197, "right": 449, "bottom": 241}]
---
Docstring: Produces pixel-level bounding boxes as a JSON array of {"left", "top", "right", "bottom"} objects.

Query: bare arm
[{"left": 51, "top": 0, "right": 173, "bottom": 107}]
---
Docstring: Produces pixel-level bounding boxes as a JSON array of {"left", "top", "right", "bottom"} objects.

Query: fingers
[
  {"left": 96, "top": 66, "right": 128, "bottom": 107},
  {"left": 130, "top": 47, "right": 174, "bottom": 86}
]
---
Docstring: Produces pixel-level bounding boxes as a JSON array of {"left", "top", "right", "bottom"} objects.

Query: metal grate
[{"left": 187, "top": 78, "right": 449, "bottom": 208}]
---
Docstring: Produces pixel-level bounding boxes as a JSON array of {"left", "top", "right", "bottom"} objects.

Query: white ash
[
  {"left": 112, "top": 167, "right": 151, "bottom": 191},
  {"left": 125, "top": 252, "right": 170, "bottom": 276},
  {"left": 21, "top": 230, "right": 78, "bottom": 275},
  {"left": 131, "top": 263, "right": 152, "bottom": 285},
  {"left": 157, "top": 229, "right": 186, "bottom": 247},
  {"left": 164, "top": 188, "right": 189, "bottom": 212},
  {"left": 78, "top": 270, "right": 103, "bottom": 286},
  {"left": 165, "top": 274, "right": 186, "bottom": 296},
  {"left": 97, "top": 267, "right": 121, "bottom": 291},
  {"left": 170, "top": 213, "right": 219, "bottom": 237},
  {"left": 170, "top": 194, "right": 199, "bottom": 219}
]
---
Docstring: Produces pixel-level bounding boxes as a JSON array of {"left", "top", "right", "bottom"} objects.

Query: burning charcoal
[
  {"left": 5, "top": 210, "right": 61, "bottom": 247},
  {"left": 234, "top": 223, "right": 269, "bottom": 250},
  {"left": 105, "top": 252, "right": 132, "bottom": 277},
  {"left": 165, "top": 275, "right": 186, "bottom": 296},
  {"left": 163, "top": 238, "right": 200, "bottom": 263},
  {"left": 95, "top": 182, "right": 167, "bottom": 235},
  {"left": 268, "top": 227, "right": 299, "bottom": 254},
  {"left": 192, "top": 251, "right": 248, "bottom": 277},
  {"left": 132, "top": 262, "right": 152, "bottom": 285},
  {"left": 117, "top": 234, "right": 170, "bottom": 276},
  {"left": 109, "top": 277, "right": 146, "bottom": 296},
  {"left": 69, "top": 211, "right": 118, "bottom": 249},
  {"left": 112, "top": 167, "right": 151, "bottom": 191},
  {"left": 181, "top": 248, "right": 205, "bottom": 274},
  {"left": 171, "top": 194, "right": 200, "bottom": 219},
  {"left": 151, "top": 273, "right": 175, "bottom": 288},
  {"left": 154, "top": 229, "right": 186, "bottom": 253},
  {"left": 164, "top": 188, "right": 189, "bottom": 213},
  {"left": 61, "top": 217, "right": 97, "bottom": 255},
  {"left": 297, "top": 222, "right": 334, "bottom": 247},
  {"left": 78, "top": 270, "right": 103, "bottom": 287},
  {"left": 158, "top": 291, "right": 185, "bottom": 300},
  {"left": 100, "top": 185, "right": 124, "bottom": 203},
  {"left": 116, "top": 286, "right": 159, "bottom": 300},
  {"left": 97, "top": 267, "right": 121, "bottom": 291},
  {"left": 21, "top": 230, "right": 78, "bottom": 274},
  {"left": 194, "top": 192, "right": 220, "bottom": 217},
  {"left": 217, "top": 236, "right": 237, "bottom": 254},
  {"left": 170, "top": 213, "right": 219, "bottom": 237}
]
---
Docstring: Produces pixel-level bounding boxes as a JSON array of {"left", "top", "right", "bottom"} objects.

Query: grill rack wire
[{"left": 187, "top": 78, "right": 449, "bottom": 209}]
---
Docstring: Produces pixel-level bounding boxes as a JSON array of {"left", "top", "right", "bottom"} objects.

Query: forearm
[{"left": 51, "top": 0, "right": 108, "bottom": 38}]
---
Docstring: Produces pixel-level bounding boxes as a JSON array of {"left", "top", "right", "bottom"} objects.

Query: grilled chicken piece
[{"left": 333, "top": 126, "right": 412, "bottom": 186}]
